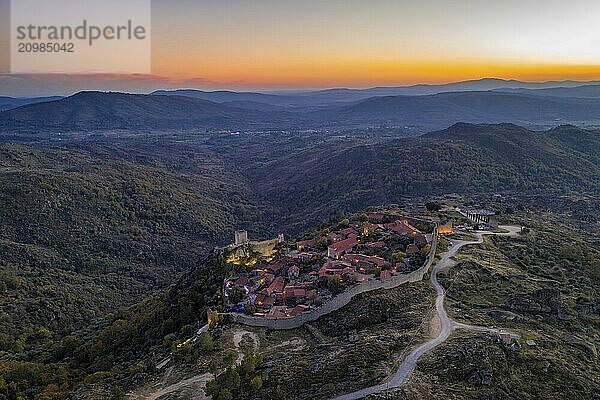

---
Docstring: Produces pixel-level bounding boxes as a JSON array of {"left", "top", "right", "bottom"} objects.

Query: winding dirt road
[{"left": 333, "top": 226, "right": 521, "bottom": 400}]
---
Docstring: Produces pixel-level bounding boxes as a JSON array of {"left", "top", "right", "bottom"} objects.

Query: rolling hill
[
  {"left": 327, "top": 91, "right": 600, "bottom": 129},
  {"left": 0, "top": 96, "right": 63, "bottom": 112},
  {"left": 0, "top": 91, "right": 288, "bottom": 133},
  {"left": 0, "top": 143, "right": 262, "bottom": 344},
  {"left": 251, "top": 123, "right": 600, "bottom": 228},
  {"left": 5, "top": 90, "right": 600, "bottom": 133},
  {"left": 496, "top": 84, "right": 600, "bottom": 98},
  {"left": 152, "top": 89, "right": 286, "bottom": 105}
]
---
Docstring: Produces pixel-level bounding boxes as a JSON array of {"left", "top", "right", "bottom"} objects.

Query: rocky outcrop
[{"left": 504, "top": 288, "right": 576, "bottom": 320}]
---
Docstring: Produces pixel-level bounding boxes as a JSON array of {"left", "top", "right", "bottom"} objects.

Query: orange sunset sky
[
  {"left": 3, "top": 0, "right": 600, "bottom": 95},
  {"left": 149, "top": 0, "right": 600, "bottom": 88}
]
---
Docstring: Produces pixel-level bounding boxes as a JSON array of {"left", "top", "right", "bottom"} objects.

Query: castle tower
[{"left": 234, "top": 230, "right": 248, "bottom": 245}]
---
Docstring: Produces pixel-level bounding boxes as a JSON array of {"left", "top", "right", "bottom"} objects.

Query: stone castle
[{"left": 226, "top": 230, "right": 285, "bottom": 261}]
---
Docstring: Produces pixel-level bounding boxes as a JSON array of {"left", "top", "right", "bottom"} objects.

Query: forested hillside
[
  {"left": 0, "top": 143, "right": 261, "bottom": 350},
  {"left": 250, "top": 124, "right": 600, "bottom": 230},
  {"left": 0, "top": 122, "right": 598, "bottom": 398}
]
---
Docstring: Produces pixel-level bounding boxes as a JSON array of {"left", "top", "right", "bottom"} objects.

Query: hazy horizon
[{"left": 4, "top": 75, "right": 600, "bottom": 98}]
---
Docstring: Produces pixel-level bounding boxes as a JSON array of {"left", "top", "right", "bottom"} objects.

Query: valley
[{"left": 0, "top": 91, "right": 598, "bottom": 400}]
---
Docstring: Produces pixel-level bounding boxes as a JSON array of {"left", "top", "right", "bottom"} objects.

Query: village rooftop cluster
[{"left": 222, "top": 213, "right": 443, "bottom": 319}]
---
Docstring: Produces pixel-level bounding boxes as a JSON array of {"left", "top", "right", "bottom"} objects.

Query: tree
[
  {"left": 111, "top": 385, "right": 125, "bottom": 400},
  {"left": 199, "top": 332, "right": 215, "bottom": 351},
  {"left": 208, "top": 309, "right": 220, "bottom": 328},
  {"left": 224, "top": 350, "right": 237, "bottom": 368},
  {"left": 221, "top": 369, "right": 241, "bottom": 391},
  {"left": 317, "top": 237, "right": 329, "bottom": 250},
  {"left": 229, "top": 287, "right": 245, "bottom": 304},
  {"left": 421, "top": 244, "right": 431, "bottom": 256},
  {"left": 209, "top": 360, "right": 218, "bottom": 375},
  {"left": 251, "top": 375, "right": 263, "bottom": 391},
  {"left": 425, "top": 202, "right": 442, "bottom": 212},
  {"left": 205, "top": 379, "right": 220, "bottom": 398},
  {"left": 327, "top": 275, "right": 343, "bottom": 295},
  {"left": 390, "top": 252, "right": 405, "bottom": 263}
]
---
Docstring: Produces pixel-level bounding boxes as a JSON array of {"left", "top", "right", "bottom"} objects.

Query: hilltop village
[{"left": 222, "top": 213, "right": 444, "bottom": 319}]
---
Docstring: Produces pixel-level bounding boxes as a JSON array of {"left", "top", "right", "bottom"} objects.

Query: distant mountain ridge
[
  {"left": 0, "top": 95, "right": 63, "bottom": 112},
  {"left": 153, "top": 78, "right": 600, "bottom": 105},
  {"left": 322, "top": 91, "right": 600, "bottom": 129},
  {"left": 495, "top": 84, "right": 600, "bottom": 98},
  {"left": 5, "top": 87, "right": 600, "bottom": 134}
]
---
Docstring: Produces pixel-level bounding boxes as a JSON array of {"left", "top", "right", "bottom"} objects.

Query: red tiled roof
[
  {"left": 296, "top": 239, "right": 317, "bottom": 250},
  {"left": 267, "top": 261, "right": 285, "bottom": 273},
  {"left": 339, "top": 227, "right": 357, "bottom": 236},
  {"left": 268, "top": 306, "right": 288, "bottom": 318},
  {"left": 385, "top": 219, "right": 421, "bottom": 235},
  {"left": 266, "top": 276, "right": 285, "bottom": 294},
  {"left": 283, "top": 285, "right": 308, "bottom": 299},
  {"left": 406, "top": 244, "right": 420, "bottom": 254},
  {"left": 368, "top": 213, "right": 385, "bottom": 221},
  {"left": 329, "top": 236, "right": 357, "bottom": 254},
  {"left": 289, "top": 304, "right": 310, "bottom": 316}
]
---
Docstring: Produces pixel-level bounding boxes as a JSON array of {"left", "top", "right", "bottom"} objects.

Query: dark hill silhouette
[{"left": 0, "top": 91, "right": 283, "bottom": 132}]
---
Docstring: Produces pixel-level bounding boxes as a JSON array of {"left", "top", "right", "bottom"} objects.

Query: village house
[
  {"left": 327, "top": 236, "right": 358, "bottom": 259},
  {"left": 367, "top": 213, "right": 385, "bottom": 223},
  {"left": 319, "top": 260, "right": 354, "bottom": 277},
  {"left": 265, "top": 276, "right": 285, "bottom": 296},
  {"left": 268, "top": 306, "right": 288, "bottom": 318},
  {"left": 283, "top": 285, "right": 308, "bottom": 302},
  {"left": 365, "top": 241, "right": 386, "bottom": 248},
  {"left": 296, "top": 238, "right": 317, "bottom": 252},
  {"left": 406, "top": 244, "right": 420, "bottom": 255},
  {"left": 385, "top": 219, "right": 421, "bottom": 236},
  {"left": 293, "top": 251, "right": 321, "bottom": 261},
  {"left": 327, "top": 232, "right": 345, "bottom": 243},
  {"left": 288, "top": 264, "right": 300, "bottom": 279},
  {"left": 499, "top": 332, "right": 512, "bottom": 345},
  {"left": 288, "top": 304, "right": 310, "bottom": 316},
  {"left": 380, "top": 270, "right": 392, "bottom": 280},
  {"left": 438, "top": 220, "right": 453, "bottom": 235},
  {"left": 255, "top": 293, "right": 275, "bottom": 309},
  {"left": 339, "top": 227, "right": 358, "bottom": 237}
]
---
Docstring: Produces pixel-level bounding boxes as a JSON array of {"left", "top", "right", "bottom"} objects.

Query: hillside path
[{"left": 332, "top": 226, "right": 521, "bottom": 400}]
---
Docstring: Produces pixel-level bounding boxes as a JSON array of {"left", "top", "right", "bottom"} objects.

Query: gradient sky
[
  {"left": 3, "top": 0, "right": 600, "bottom": 95},
  {"left": 150, "top": 0, "right": 600, "bottom": 88}
]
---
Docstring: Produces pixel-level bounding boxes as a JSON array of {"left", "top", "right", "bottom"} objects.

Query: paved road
[{"left": 333, "top": 226, "right": 520, "bottom": 400}]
